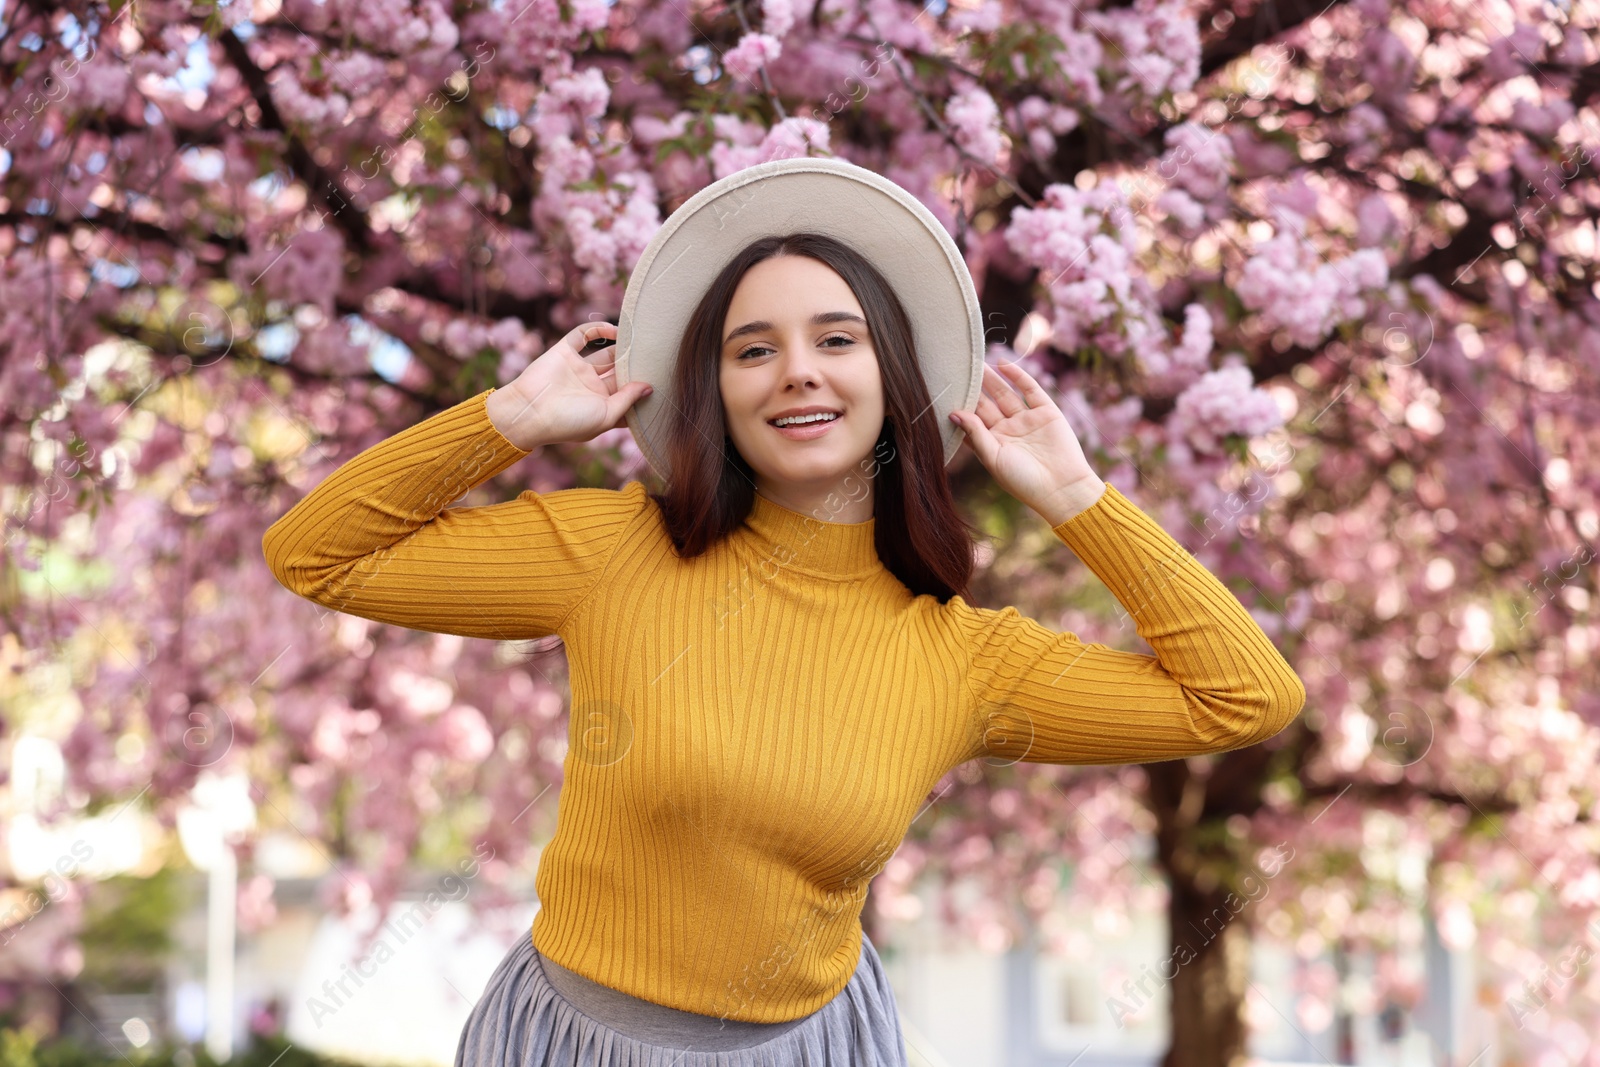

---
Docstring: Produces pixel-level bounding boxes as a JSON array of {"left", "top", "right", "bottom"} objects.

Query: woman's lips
[{"left": 768, "top": 413, "right": 842, "bottom": 440}]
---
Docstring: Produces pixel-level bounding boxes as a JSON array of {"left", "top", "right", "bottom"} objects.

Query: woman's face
[{"left": 718, "top": 254, "right": 886, "bottom": 518}]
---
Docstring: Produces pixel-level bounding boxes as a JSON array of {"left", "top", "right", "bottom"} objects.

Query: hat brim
[{"left": 615, "top": 156, "right": 986, "bottom": 485}]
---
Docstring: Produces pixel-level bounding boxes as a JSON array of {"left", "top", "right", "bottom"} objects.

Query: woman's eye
[{"left": 736, "top": 335, "right": 856, "bottom": 360}]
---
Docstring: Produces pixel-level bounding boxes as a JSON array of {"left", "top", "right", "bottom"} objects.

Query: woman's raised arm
[
  {"left": 261, "top": 388, "right": 648, "bottom": 641},
  {"left": 946, "top": 482, "right": 1307, "bottom": 766}
]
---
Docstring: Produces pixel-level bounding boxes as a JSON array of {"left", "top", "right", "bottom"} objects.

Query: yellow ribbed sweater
[{"left": 262, "top": 388, "right": 1305, "bottom": 1023}]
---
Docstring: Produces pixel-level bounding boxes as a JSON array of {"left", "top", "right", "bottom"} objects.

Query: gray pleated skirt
[{"left": 453, "top": 928, "right": 909, "bottom": 1066}]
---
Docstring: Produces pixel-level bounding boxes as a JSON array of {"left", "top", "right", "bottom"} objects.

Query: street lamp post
[{"left": 177, "top": 772, "right": 256, "bottom": 1063}]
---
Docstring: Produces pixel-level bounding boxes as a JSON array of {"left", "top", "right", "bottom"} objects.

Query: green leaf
[
  {"left": 453, "top": 346, "right": 503, "bottom": 398},
  {"left": 968, "top": 25, "right": 1067, "bottom": 86}
]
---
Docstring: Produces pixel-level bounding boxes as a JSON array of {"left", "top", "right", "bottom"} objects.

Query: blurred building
[{"left": 142, "top": 848, "right": 1489, "bottom": 1067}]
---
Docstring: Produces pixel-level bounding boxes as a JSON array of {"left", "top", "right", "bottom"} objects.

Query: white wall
[{"left": 280, "top": 901, "right": 536, "bottom": 1067}]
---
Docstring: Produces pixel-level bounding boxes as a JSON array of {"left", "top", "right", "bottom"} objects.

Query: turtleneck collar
[{"left": 742, "top": 490, "right": 885, "bottom": 581}]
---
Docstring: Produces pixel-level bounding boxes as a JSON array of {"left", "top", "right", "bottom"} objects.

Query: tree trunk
[
  {"left": 1333, "top": 939, "right": 1356, "bottom": 1063},
  {"left": 1161, "top": 871, "right": 1254, "bottom": 1067},
  {"left": 1145, "top": 758, "right": 1258, "bottom": 1067}
]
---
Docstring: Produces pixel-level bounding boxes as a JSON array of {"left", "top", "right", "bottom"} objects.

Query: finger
[
  {"left": 567, "top": 322, "right": 606, "bottom": 345},
  {"left": 950, "top": 409, "right": 996, "bottom": 467},
  {"left": 568, "top": 321, "right": 618, "bottom": 354},
  {"left": 981, "top": 362, "right": 1027, "bottom": 418},
  {"left": 584, "top": 353, "right": 620, "bottom": 379},
  {"left": 607, "top": 379, "right": 653, "bottom": 425},
  {"left": 974, "top": 390, "right": 1003, "bottom": 426},
  {"left": 589, "top": 361, "right": 620, "bottom": 395},
  {"left": 993, "top": 358, "right": 1053, "bottom": 411}
]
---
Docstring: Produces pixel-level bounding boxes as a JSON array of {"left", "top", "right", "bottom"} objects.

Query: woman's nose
[{"left": 774, "top": 337, "right": 821, "bottom": 384}]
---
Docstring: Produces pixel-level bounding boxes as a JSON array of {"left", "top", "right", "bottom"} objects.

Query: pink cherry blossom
[
  {"left": 723, "top": 32, "right": 783, "bottom": 86},
  {"left": 762, "top": 0, "right": 796, "bottom": 39},
  {"left": 946, "top": 87, "right": 1005, "bottom": 166},
  {"left": 1168, "top": 360, "right": 1286, "bottom": 453}
]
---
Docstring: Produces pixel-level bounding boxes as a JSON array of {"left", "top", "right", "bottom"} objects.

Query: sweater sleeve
[
  {"left": 949, "top": 482, "right": 1306, "bottom": 766},
  {"left": 261, "top": 388, "right": 647, "bottom": 641}
]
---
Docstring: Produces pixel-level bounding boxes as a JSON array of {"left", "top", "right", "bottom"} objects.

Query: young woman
[{"left": 263, "top": 162, "right": 1304, "bottom": 1067}]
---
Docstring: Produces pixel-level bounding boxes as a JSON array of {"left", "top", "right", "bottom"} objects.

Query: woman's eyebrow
[{"left": 723, "top": 311, "right": 868, "bottom": 346}]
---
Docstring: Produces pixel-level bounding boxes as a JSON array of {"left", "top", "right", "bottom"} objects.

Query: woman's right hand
[{"left": 486, "top": 321, "right": 654, "bottom": 450}]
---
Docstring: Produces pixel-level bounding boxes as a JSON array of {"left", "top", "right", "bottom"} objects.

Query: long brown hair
[{"left": 643, "top": 232, "right": 976, "bottom": 603}]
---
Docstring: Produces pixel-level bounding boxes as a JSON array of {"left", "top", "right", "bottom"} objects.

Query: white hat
[{"left": 614, "top": 155, "right": 986, "bottom": 484}]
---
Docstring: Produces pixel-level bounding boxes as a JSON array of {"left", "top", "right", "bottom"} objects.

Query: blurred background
[{"left": 3, "top": 0, "right": 1598, "bottom": 1065}]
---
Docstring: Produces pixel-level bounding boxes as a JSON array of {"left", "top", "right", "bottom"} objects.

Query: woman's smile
[{"left": 769, "top": 411, "right": 843, "bottom": 440}]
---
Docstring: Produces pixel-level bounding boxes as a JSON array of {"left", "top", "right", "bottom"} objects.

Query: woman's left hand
[{"left": 950, "top": 359, "right": 1107, "bottom": 526}]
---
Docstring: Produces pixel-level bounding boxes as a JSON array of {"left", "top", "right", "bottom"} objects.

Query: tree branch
[{"left": 218, "top": 28, "right": 375, "bottom": 255}]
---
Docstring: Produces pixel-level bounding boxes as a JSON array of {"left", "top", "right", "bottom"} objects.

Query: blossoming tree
[{"left": 3, "top": 0, "right": 1599, "bottom": 1063}]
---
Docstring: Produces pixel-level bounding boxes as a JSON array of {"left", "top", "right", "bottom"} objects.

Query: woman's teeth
[{"left": 771, "top": 413, "right": 839, "bottom": 426}]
